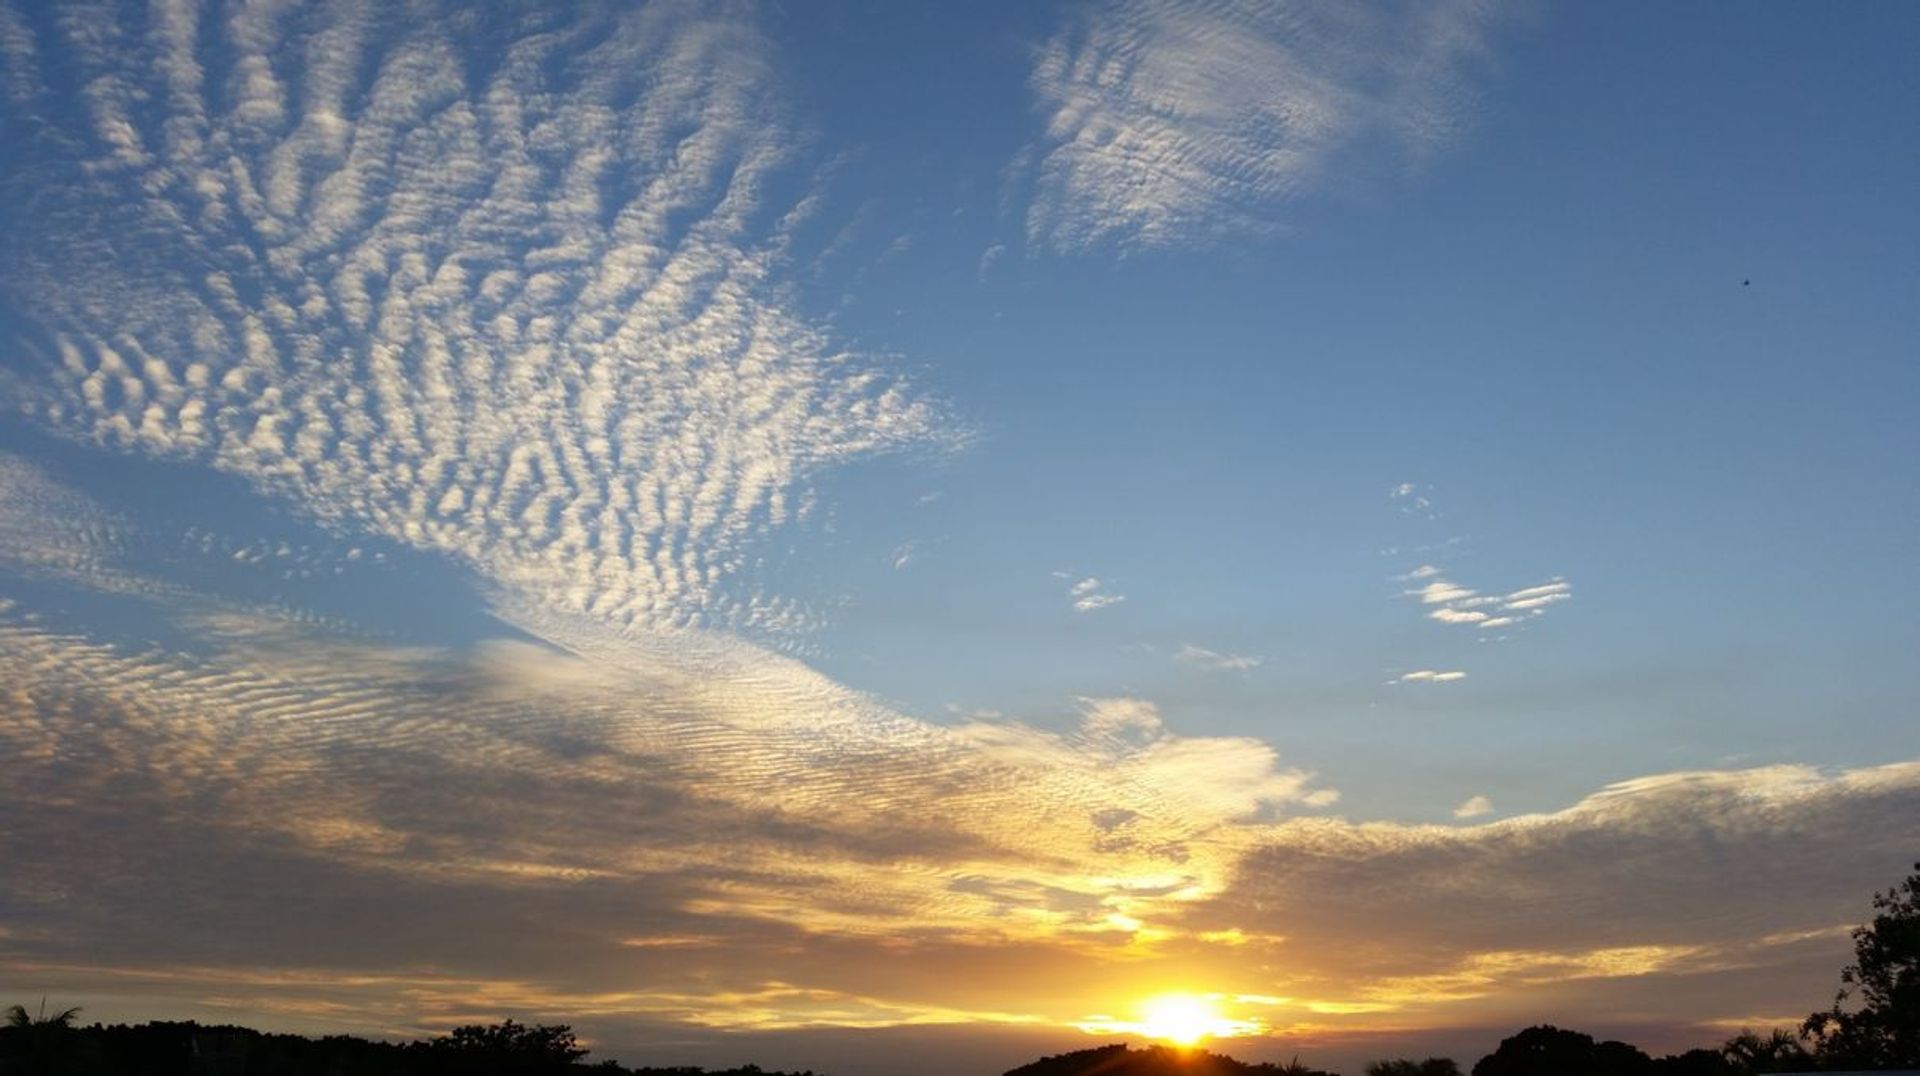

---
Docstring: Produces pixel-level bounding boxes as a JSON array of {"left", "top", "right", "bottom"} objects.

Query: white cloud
[
  {"left": 1413, "top": 580, "right": 1476, "bottom": 604},
  {"left": 1396, "top": 669, "right": 1466, "bottom": 684},
  {"left": 1176, "top": 644, "right": 1263, "bottom": 672},
  {"left": 1400, "top": 567, "right": 1572, "bottom": 635},
  {"left": 1020, "top": 0, "right": 1514, "bottom": 252},
  {"left": 1068, "top": 575, "right": 1125, "bottom": 612},
  {"left": 1452, "top": 794, "right": 1493, "bottom": 818}
]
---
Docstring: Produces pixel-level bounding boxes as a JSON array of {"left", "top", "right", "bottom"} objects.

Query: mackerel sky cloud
[{"left": 1, "top": 3, "right": 1915, "bottom": 1075}]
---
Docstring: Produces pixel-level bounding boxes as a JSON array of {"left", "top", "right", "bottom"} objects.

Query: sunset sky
[{"left": 1, "top": 1, "right": 1916, "bottom": 1073}]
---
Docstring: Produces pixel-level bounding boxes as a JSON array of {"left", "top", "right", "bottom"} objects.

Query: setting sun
[{"left": 1136, "top": 995, "right": 1237, "bottom": 1047}]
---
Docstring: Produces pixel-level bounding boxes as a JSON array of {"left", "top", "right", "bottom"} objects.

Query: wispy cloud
[
  {"left": 1396, "top": 669, "right": 1466, "bottom": 684},
  {"left": 1020, "top": 0, "right": 1514, "bottom": 251},
  {"left": 1400, "top": 568, "right": 1572, "bottom": 633},
  {"left": 1391, "top": 482, "right": 1439, "bottom": 519},
  {"left": 889, "top": 541, "right": 918, "bottom": 571},
  {"left": 1176, "top": 644, "right": 1263, "bottom": 672}
]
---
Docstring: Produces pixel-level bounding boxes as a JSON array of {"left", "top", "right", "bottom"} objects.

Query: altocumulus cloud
[
  {"left": 1020, "top": 0, "right": 1516, "bottom": 252},
  {"left": 0, "top": 0, "right": 948, "bottom": 636}
]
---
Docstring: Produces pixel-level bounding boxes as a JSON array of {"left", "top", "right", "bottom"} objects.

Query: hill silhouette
[{"left": 1005, "top": 1043, "right": 1334, "bottom": 1076}]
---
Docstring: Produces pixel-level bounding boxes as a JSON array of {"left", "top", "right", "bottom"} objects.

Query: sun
[{"left": 1136, "top": 994, "right": 1232, "bottom": 1048}]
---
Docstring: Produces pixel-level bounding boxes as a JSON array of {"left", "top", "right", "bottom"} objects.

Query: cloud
[
  {"left": 0, "top": 584, "right": 1338, "bottom": 969},
  {"left": 1391, "top": 482, "right": 1438, "bottom": 518},
  {"left": 0, "top": 0, "right": 950, "bottom": 639},
  {"left": 1452, "top": 794, "right": 1493, "bottom": 818},
  {"left": 3, "top": 568, "right": 1911, "bottom": 1042},
  {"left": 0, "top": 466, "right": 1908, "bottom": 1041},
  {"left": 1402, "top": 568, "right": 1572, "bottom": 634},
  {"left": 1396, "top": 669, "right": 1466, "bottom": 684},
  {"left": 1189, "top": 762, "right": 1920, "bottom": 1024},
  {"left": 1019, "top": 0, "right": 1514, "bottom": 251},
  {"left": 1414, "top": 580, "right": 1476, "bottom": 604},
  {"left": 1175, "top": 644, "right": 1263, "bottom": 672},
  {"left": 1068, "top": 575, "right": 1125, "bottom": 612},
  {"left": 890, "top": 541, "right": 918, "bottom": 571}
]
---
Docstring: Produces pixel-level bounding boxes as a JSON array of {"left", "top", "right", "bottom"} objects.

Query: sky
[{"left": 0, "top": 1, "right": 1916, "bottom": 1073}]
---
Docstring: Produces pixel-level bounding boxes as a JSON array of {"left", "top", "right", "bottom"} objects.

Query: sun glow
[{"left": 1134, "top": 994, "right": 1242, "bottom": 1047}]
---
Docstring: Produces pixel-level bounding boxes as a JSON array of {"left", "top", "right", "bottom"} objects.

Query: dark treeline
[
  {"left": 0, "top": 1017, "right": 818, "bottom": 1076},
  {"left": 5, "top": 862, "right": 1916, "bottom": 1075}
]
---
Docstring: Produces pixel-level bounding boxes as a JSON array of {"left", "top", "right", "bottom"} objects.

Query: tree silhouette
[
  {"left": 1366, "top": 1059, "right": 1461, "bottom": 1076},
  {"left": 1650, "top": 1048, "right": 1735, "bottom": 1075},
  {"left": 1717, "top": 1028, "right": 1809, "bottom": 1073},
  {"left": 417, "top": 1019, "right": 590, "bottom": 1073},
  {"left": 1802, "top": 861, "right": 1920, "bottom": 1068},
  {"left": 1471, "top": 1025, "right": 1652, "bottom": 1076},
  {"left": 4, "top": 999, "right": 83, "bottom": 1028}
]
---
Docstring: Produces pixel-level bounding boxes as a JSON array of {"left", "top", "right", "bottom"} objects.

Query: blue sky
[{"left": 0, "top": 2, "right": 1915, "bottom": 1073}]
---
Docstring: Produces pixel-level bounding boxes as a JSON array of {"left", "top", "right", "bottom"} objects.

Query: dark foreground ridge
[{"left": 1005, "top": 1043, "right": 1336, "bottom": 1076}]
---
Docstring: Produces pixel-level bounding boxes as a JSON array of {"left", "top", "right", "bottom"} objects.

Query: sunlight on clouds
[
  {"left": 1078, "top": 993, "right": 1265, "bottom": 1045},
  {"left": 0, "top": 556, "right": 1339, "bottom": 952},
  {"left": 1362, "top": 944, "right": 1713, "bottom": 1007}
]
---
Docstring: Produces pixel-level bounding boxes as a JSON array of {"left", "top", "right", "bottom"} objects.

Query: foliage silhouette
[
  {"left": 1470, "top": 1025, "right": 1653, "bottom": 1076},
  {"left": 1717, "top": 1028, "right": 1811, "bottom": 1073},
  {"left": 3, "top": 1001, "right": 83, "bottom": 1029},
  {"left": 1650, "top": 1048, "right": 1736, "bottom": 1076},
  {"left": 1366, "top": 1060, "right": 1461, "bottom": 1076},
  {"left": 1802, "top": 861, "right": 1920, "bottom": 1069},
  {"left": 420, "top": 1019, "right": 589, "bottom": 1072},
  {"left": 0, "top": 1017, "right": 821, "bottom": 1076}
]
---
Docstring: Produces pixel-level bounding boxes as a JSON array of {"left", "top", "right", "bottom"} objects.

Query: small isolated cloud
[
  {"left": 1453, "top": 794, "right": 1494, "bottom": 818},
  {"left": 1401, "top": 568, "right": 1572, "bottom": 634},
  {"left": 1176, "top": 644, "right": 1263, "bottom": 673},
  {"left": 1396, "top": 670, "right": 1466, "bottom": 684},
  {"left": 1391, "top": 482, "right": 1438, "bottom": 518},
  {"left": 1068, "top": 575, "right": 1125, "bottom": 613},
  {"left": 890, "top": 542, "right": 917, "bottom": 570}
]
